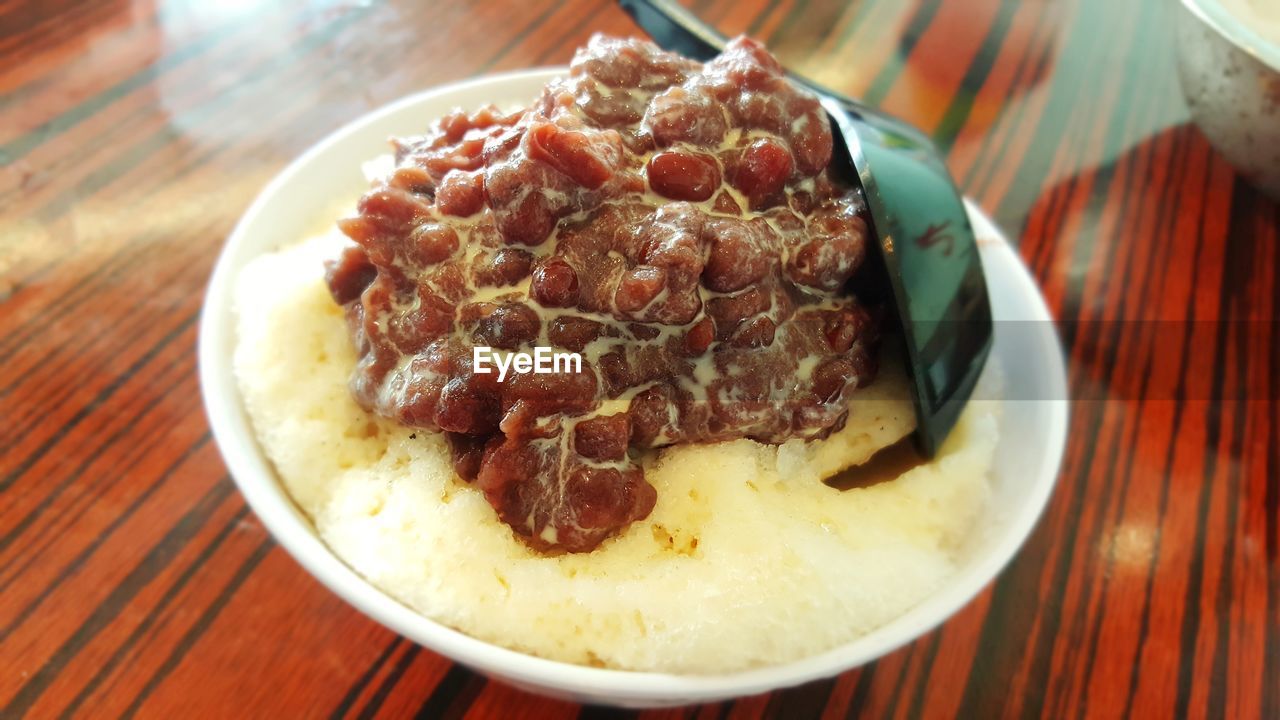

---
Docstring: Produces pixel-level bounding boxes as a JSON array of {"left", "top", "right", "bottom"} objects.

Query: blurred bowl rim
[
  {"left": 1181, "top": 0, "right": 1280, "bottom": 71},
  {"left": 197, "top": 68, "right": 1069, "bottom": 707}
]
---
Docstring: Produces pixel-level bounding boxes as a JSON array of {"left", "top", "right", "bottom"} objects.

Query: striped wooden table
[{"left": 3, "top": 0, "right": 1277, "bottom": 717}]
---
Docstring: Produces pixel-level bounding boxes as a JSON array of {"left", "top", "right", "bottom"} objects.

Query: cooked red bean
[
  {"left": 408, "top": 224, "right": 459, "bottom": 265},
  {"left": 325, "top": 246, "right": 376, "bottom": 305},
  {"left": 729, "top": 315, "right": 777, "bottom": 348},
  {"left": 525, "top": 122, "right": 618, "bottom": 190},
  {"left": 701, "top": 217, "right": 769, "bottom": 292},
  {"left": 813, "top": 358, "right": 857, "bottom": 403},
  {"left": 473, "top": 247, "right": 533, "bottom": 287},
  {"left": 683, "top": 317, "right": 715, "bottom": 355},
  {"left": 388, "top": 165, "right": 434, "bottom": 194},
  {"left": 706, "top": 287, "right": 771, "bottom": 340},
  {"left": 531, "top": 257, "right": 581, "bottom": 308},
  {"left": 787, "top": 219, "right": 867, "bottom": 292},
  {"left": 574, "top": 413, "right": 632, "bottom": 461},
  {"left": 329, "top": 35, "right": 880, "bottom": 553},
  {"left": 435, "top": 170, "right": 486, "bottom": 217},
  {"left": 445, "top": 432, "right": 487, "bottom": 481},
  {"left": 732, "top": 138, "right": 795, "bottom": 207},
  {"left": 644, "top": 86, "right": 727, "bottom": 147},
  {"left": 647, "top": 150, "right": 721, "bottom": 201},
  {"left": 822, "top": 306, "right": 872, "bottom": 353},
  {"left": 472, "top": 303, "right": 541, "bottom": 349},
  {"left": 712, "top": 190, "right": 741, "bottom": 215},
  {"left": 548, "top": 316, "right": 605, "bottom": 352},
  {"left": 436, "top": 377, "right": 500, "bottom": 434},
  {"left": 614, "top": 265, "right": 667, "bottom": 313}
]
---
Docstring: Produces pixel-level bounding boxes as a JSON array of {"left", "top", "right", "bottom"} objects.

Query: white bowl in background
[
  {"left": 198, "top": 69, "right": 1069, "bottom": 707},
  {"left": 1176, "top": 0, "right": 1280, "bottom": 199}
]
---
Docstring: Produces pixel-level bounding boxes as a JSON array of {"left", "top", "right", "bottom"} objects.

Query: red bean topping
[
  {"left": 506, "top": 364, "right": 599, "bottom": 415},
  {"left": 472, "top": 303, "right": 540, "bottom": 349},
  {"left": 407, "top": 224, "right": 459, "bottom": 265},
  {"left": 420, "top": 137, "right": 488, "bottom": 182},
  {"left": 445, "top": 432, "right": 487, "bottom": 481},
  {"left": 683, "top": 317, "right": 715, "bottom": 355},
  {"left": 813, "top": 358, "right": 856, "bottom": 403},
  {"left": 525, "top": 122, "right": 618, "bottom": 190},
  {"left": 325, "top": 36, "right": 879, "bottom": 554},
  {"left": 796, "top": 202, "right": 871, "bottom": 291},
  {"left": 732, "top": 138, "right": 795, "bottom": 207},
  {"left": 429, "top": 262, "right": 470, "bottom": 303},
  {"left": 734, "top": 93, "right": 788, "bottom": 135},
  {"left": 481, "top": 126, "right": 523, "bottom": 163},
  {"left": 438, "top": 109, "right": 474, "bottom": 142},
  {"left": 823, "top": 307, "right": 871, "bottom": 353},
  {"left": 574, "top": 413, "right": 632, "bottom": 461},
  {"left": 712, "top": 190, "right": 742, "bottom": 215},
  {"left": 566, "top": 73, "right": 647, "bottom": 128},
  {"left": 577, "top": 40, "right": 644, "bottom": 87},
  {"left": 474, "top": 247, "right": 534, "bottom": 287},
  {"left": 566, "top": 466, "right": 656, "bottom": 531},
  {"left": 531, "top": 257, "right": 580, "bottom": 308},
  {"left": 789, "top": 108, "right": 834, "bottom": 176},
  {"left": 786, "top": 222, "right": 867, "bottom": 292},
  {"left": 628, "top": 384, "right": 677, "bottom": 446},
  {"left": 387, "top": 290, "right": 453, "bottom": 353},
  {"left": 628, "top": 323, "right": 662, "bottom": 341},
  {"left": 548, "top": 316, "right": 605, "bottom": 352},
  {"left": 485, "top": 165, "right": 557, "bottom": 246},
  {"left": 355, "top": 187, "right": 429, "bottom": 234},
  {"left": 388, "top": 165, "right": 434, "bottom": 194},
  {"left": 436, "top": 377, "right": 500, "bottom": 434},
  {"left": 456, "top": 301, "right": 497, "bottom": 326},
  {"left": 596, "top": 350, "right": 634, "bottom": 395},
  {"left": 575, "top": 35, "right": 696, "bottom": 89},
  {"left": 325, "top": 246, "right": 376, "bottom": 305},
  {"left": 729, "top": 315, "right": 777, "bottom": 348},
  {"left": 647, "top": 150, "right": 721, "bottom": 201},
  {"left": 615, "top": 265, "right": 667, "bottom": 314},
  {"left": 644, "top": 86, "right": 727, "bottom": 147},
  {"left": 702, "top": 217, "right": 769, "bottom": 292},
  {"left": 335, "top": 215, "right": 378, "bottom": 246},
  {"left": 707, "top": 36, "right": 785, "bottom": 90},
  {"left": 435, "top": 170, "right": 486, "bottom": 217},
  {"left": 706, "top": 287, "right": 771, "bottom": 340}
]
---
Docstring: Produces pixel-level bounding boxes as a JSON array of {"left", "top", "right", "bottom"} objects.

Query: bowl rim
[
  {"left": 1181, "top": 0, "right": 1280, "bottom": 71},
  {"left": 198, "top": 68, "right": 1070, "bottom": 704}
]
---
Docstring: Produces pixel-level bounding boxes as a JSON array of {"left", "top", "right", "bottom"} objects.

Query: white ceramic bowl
[
  {"left": 198, "top": 69, "right": 1069, "bottom": 707},
  {"left": 1176, "top": 0, "right": 1280, "bottom": 199}
]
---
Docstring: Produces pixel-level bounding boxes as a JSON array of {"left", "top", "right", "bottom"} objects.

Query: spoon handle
[{"left": 616, "top": 0, "right": 939, "bottom": 153}]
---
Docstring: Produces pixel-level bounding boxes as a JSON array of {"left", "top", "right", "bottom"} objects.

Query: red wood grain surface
[{"left": 2, "top": 0, "right": 1277, "bottom": 717}]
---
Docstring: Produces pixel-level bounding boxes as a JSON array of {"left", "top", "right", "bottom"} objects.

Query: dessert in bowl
[{"left": 200, "top": 36, "right": 1068, "bottom": 706}]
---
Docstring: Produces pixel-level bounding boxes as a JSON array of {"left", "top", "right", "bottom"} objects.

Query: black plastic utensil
[{"left": 618, "top": 0, "right": 994, "bottom": 457}]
